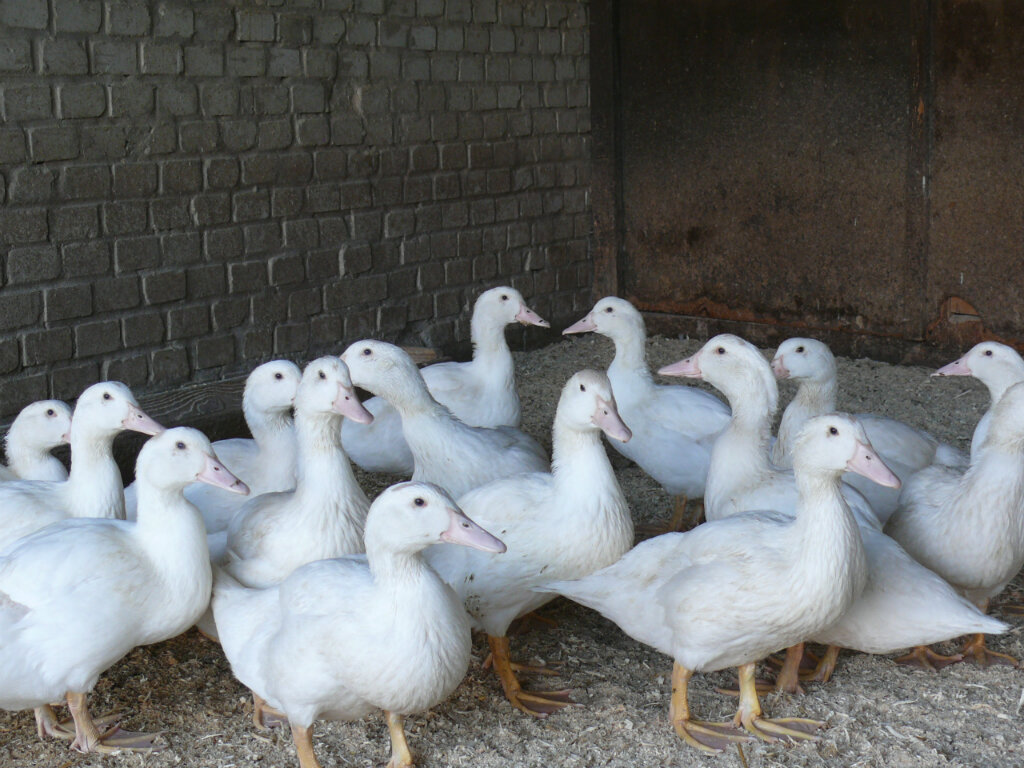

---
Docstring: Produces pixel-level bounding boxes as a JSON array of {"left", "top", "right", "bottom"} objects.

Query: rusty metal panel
[
  {"left": 617, "top": 0, "right": 920, "bottom": 339},
  {"left": 927, "top": 1, "right": 1024, "bottom": 349}
]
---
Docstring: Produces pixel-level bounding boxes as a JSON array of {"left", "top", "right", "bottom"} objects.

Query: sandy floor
[{"left": 3, "top": 332, "right": 1022, "bottom": 768}]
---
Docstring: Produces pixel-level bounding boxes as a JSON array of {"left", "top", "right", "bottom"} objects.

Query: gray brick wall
[{"left": 0, "top": 0, "right": 592, "bottom": 420}]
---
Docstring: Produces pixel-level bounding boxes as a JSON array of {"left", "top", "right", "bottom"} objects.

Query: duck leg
[
  {"left": 801, "top": 645, "right": 842, "bottom": 683},
  {"left": 733, "top": 663, "right": 824, "bottom": 743},
  {"left": 639, "top": 497, "right": 705, "bottom": 537},
  {"left": 893, "top": 645, "right": 964, "bottom": 670},
  {"left": 35, "top": 703, "right": 122, "bottom": 741},
  {"left": 66, "top": 691, "right": 166, "bottom": 754},
  {"left": 486, "top": 634, "right": 572, "bottom": 717},
  {"left": 669, "top": 663, "right": 751, "bottom": 753},
  {"left": 385, "top": 711, "right": 414, "bottom": 768},
  {"left": 959, "top": 632, "right": 1019, "bottom": 668},
  {"left": 770, "top": 643, "right": 807, "bottom": 694},
  {"left": 252, "top": 692, "right": 289, "bottom": 729},
  {"left": 290, "top": 722, "right": 322, "bottom": 768}
]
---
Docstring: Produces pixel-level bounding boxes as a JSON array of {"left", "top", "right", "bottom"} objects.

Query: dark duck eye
[
  {"left": 828, "top": 427, "right": 838, "bottom": 436},
  {"left": 414, "top": 497, "right": 425, "bottom": 507}
]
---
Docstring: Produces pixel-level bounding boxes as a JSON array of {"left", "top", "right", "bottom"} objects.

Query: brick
[
  {"left": 167, "top": 305, "right": 209, "bottom": 340},
  {"left": 274, "top": 323, "right": 309, "bottom": 354},
  {"left": 55, "top": 0, "right": 101, "bottom": 32},
  {"left": 141, "top": 41, "right": 182, "bottom": 74},
  {"left": 179, "top": 121, "right": 218, "bottom": 153},
  {"left": 150, "top": 198, "right": 190, "bottom": 230},
  {"left": 200, "top": 83, "right": 237, "bottom": 116},
  {"left": 271, "top": 188, "right": 303, "bottom": 217},
  {"left": 242, "top": 329, "right": 272, "bottom": 360},
  {"left": 0, "top": 209, "right": 48, "bottom": 247},
  {"left": 150, "top": 347, "right": 189, "bottom": 383},
  {"left": 226, "top": 45, "right": 265, "bottom": 76},
  {"left": 0, "top": 291, "right": 41, "bottom": 331},
  {"left": 62, "top": 165, "right": 111, "bottom": 200},
  {"left": 233, "top": 190, "right": 270, "bottom": 221},
  {"left": 93, "top": 276, "right": 140, "bottom": 312},
  {"left": 254, "top": 85, "right": 289, "bottom": 115},
  {"left": 205, "top": 158, "right": 240, "bottom": 189},
  {"left": 304, "top": 48, "right": 337, "bottom": 78},
  {"left": 143, "top": 271, "right": 186, "bottom": 304},
  {"left": 114, "top": 236, "right": 160, "bottom": 273},
  {"left": 154, "top": 3, "right": 193, "bottom": 36},
  {"left": 63, "top": 241, "right": 111, "bottom": 276},
  {"left": 122, "top": 311, "right": 164, "bottom": 346},
  {"left": 243, "top": 222, "right": 281, "bottom": 253},
  {"left": 8, "top": 246, "right": 60, "bottom": 284},
  {"left": 410, "top": 25, "right": 436, "bottom": 50},
  {"left": 194, "top": 335, "right": 235, "bottom": 369},
  {"left": 23, "top": 328, "right": 73, "bottom": 367},
  {"left": 106, "top": 2, "right": 150, "bottom": 35},
  {"left": 90, "top": 39, "right": 137, "bottom": 74},
  {"left": 204, "top": 228, "right": 244, "bottom": 262},
  {"left": 269, "top": 254, "right": 304, "bottom": 286},
  {"left": 110, "top": 82, "right": 155, "bottom": 117},
  {"left": 287, "top": 288, "right": 320, "bottom": 319},
  {"left": 28, "top": 127, "right": 78, "bottom": 162},
  {"left": 236, "top": 9, "right": 274, "bottom": 41},
  {"left": 50, "top": 206, "right": 99, "bottom": 242},
  {"left": 228, "top": 262, "right": 266, "bottom": 293},
  {"left": 112, "top": 163, "right": 158, "bottom": 197},
  {"left": 59, "top": 83, "right": 106, "bottom": 118},
  {"left": 0, "top": 339, "right": 19, "bottom": 375},
  {"left": 75, "top": 319, "right": 121, "bottom": 356},
  {"left": 315, "top": 15, "right": 346, "bottom": 44},
  {"left": 296, "top": 116, "right": 329, "bottom": 146},
  {"left": 162, "top": 232, "right": 201, "bottom": 266},
  {"left": 159, "top": 81, "right": 198, "bottom": 115},
  {"left": 80, "top": 125, "right": 128, "bottom": 160},
  {"left": 283, "top": 219, "right": 319, "bottom": 249},
  {"left": 184, "top": 45, "right": 224, "bottom": 76},
  {"left": 268, "top": 48, "right": 301, "bottom": 77},
  {"left": 330, "top": 117, "right": 365, "bottom": 145},
  {"left": 4, "top": 85, "right": 52, "bottom": 120},
  {"left": 0, "top": 130, "right": 26, "bottom": 164},
  {"left": 9, "top": 167, "right": 56, "bottom": 204},
  {"left": 194, "top": 7, "right": 233, "bottom": 41},
  {"left": 257, "top": 119, "right": 292, "bottom": 151},
  {"left": 186, "top": 265, "right": 226, "bottom": 299},
  {"left": 212, "top": 297, "right": 249, "bottom": 330},
  {"left": 191, "top": 192, "right": 231, "bottom": 226},
  {"left": 103, "top": 355, "right": 148, "bottom": 388},
  {"left": 0, "top": 39, "right": 32, "bottom": 71},
  {"left": 161, "top": 159, "right": 202, "bottom": 194},
  {"left": 291, "top": 83, "right": 325, "bottom": 113},
  {"left": 221, "top": 120, "right": 258, "bottom": 152},
  {"left": 102, "top": 201, "right": 147, "bottom": 234},
  {"left": 1, "top": 0, "right": 48, "bottom": 28}
]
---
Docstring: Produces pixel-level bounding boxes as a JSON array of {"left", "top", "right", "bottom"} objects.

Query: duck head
[
  {"left": 10, "top": 399, "right": 74, "bottom": 448},
  {"left": 658, "top": 334, "right": 778, "bottom": 413},
  {"left": 563, "top": 296, "right": 645, "bottom": 342},
  {"left": 558, "top": 370, "right": 631, "bottom": 442},
  {"left": 69, "top": 381, "right": 164, "bottom": 442},
  {"left": 243, "top": 360, "right": 302, "bottom": 419},
  {"left": 933, "top": 341, "right": 1024, "bottom": 383},
  {"left": 793, "top": 414, "right": 900, "bottom": 488},
  {"left": 136, "top": 427, "right": 249, "bottom": 495},
  {"left": 296, "top": 357, "right": 373, "bottom": 424},
  {"left": 340, "top": 340, "right": 420, "bottom": 398},
  {"left": 476, "top": 286, "right": 549, "bottom": 328},
  {"left": 771, "top": 338, "right": 836, "bottom": 383}
]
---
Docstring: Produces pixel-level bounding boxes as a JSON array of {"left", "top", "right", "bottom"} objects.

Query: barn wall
[{"left": 0, "top": 0, "right": 592, "bottom": 421}]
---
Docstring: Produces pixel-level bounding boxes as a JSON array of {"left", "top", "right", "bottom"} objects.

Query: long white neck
[
  {"left": 5, "top": 433, "right": 66, "bottom": 482},
  {"left": 380, "top": 364, "right": 450, "bottom": 421},
  {"left": 704, "top": 373, "right": 777, "bottom": 520},
  {"left": 66, "top": 429, "right": 125, "bottom": 519},
  {"left": 290, "top": 407, "right": 368, "bottom": 530},
  {"left": 773, "top": 377, "right": 837, "bottom": 467},
  {"left": 605, "top": 326, "right": 655, "bottom": 390},
  {"left": 471, "top": 312, "right": 515, "bottom": 373}
]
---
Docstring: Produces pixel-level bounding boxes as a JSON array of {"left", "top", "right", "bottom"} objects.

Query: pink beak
[
  {"left": 562, "top": 314, "right": 597, "bottom": 335},
  {"left": 932, "top": 358, "right": 972, "bottom": 377},
  {"left": 196, "top": 454, "right": 250, "bottom": 495},
  {"left": 771, "top": 357, "right": 790, "bottom": 379},
  {"left": 846, "top": 440, "right": 900, "bottom": 489},
  {"left": 334, "top": 383, "right": 374, "bottom": 424},
  {"left": 123, "top": 404, "right": 165, "bottom": 436},
  {"left": 593, "top": 396, "right": 631, "bottom": 442},
  {"left": 515, "top": 305, "right": 550, "bottom": 328},
  {"left": 658, "top": 353, "right": 703, "bottom": 379},
  {"left": 440, "top": 507, "right": 506, "bottom": 553}
]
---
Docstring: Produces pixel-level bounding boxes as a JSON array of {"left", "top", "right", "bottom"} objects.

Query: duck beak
[
  {"left": 846, "top": 440, "right": 900, "bottom": 489},
  {"left": 562, "top": 313, "right": 597, "bottom": 335},
  {"left": 516, "top": 304, "right": 550, "bottom": 328},
  {"left": 771, "top": 357, "right": 790, "bottom": 379},
  {"left": 658, "top": 352, "right": 702, "bottom": 378},
  {"left": 932, "top": 358, "right": 971, "bottom": 377},
  {"left": 196, "top": 454, "right": 250, "bottom": 495},
  {"left": 440, "top": 507, "right": 506, "bottom": 553},
  {"left": 334, "top": 383, "right": 374, "bottom": 424},
  {"left": 123, "top": 404, "right": 165, "bottom": 436},
  {"left": 593, "top": 396, "right": 631, "bottom": 442}
]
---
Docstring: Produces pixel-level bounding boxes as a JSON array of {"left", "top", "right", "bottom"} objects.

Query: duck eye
[
  {"left": 46, "top": 408, "right": 55, "bottom": 416},
  {"left": 500, "top": 294, "right": 509, "bottom": 301},
  {"left": 176, "top": 441, "right": 186, "bottom": 449},
  {"left": 362, "top": 348, "right": 372, "bottom": 356},
  {"left": 828, "top": 427, "right": 838, "bottom": 436},
  {"left": 984, "top": 350, "right": 993, "bottom": 356},
  {"left": 605, "top": 306, "right": 613, "bottom": 313},
  {"left": 796, "top": 346, "right": 805, "bottom": 353},
  {"left": 318, "top": 370, "right": 326, "bottom": 380},
  {"left": 103, "top": 393, "right": 112, "bottom": 401},
  {"left": 579, "top": 384, "right": 586, "bottom": 392},
  {"left": 716, "top": 347, "right": 726, "bottom": 355},
  {"left": 414, "top": 497, "right": 425, "bottom": 507},
  {"left": 275, "top": 372, "right": 284, "bottom": 380}
]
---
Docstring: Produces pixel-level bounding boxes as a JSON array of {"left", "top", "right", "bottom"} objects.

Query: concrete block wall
[{"left": 0, "top": 0, "right": 592, "bottom": 420}]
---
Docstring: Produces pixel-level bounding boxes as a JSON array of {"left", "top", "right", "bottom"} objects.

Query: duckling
[
  {"left": 0, "top": 428, "right": 247, "bottom": 753},
  {"left": 342, "top": 287, "right": 548, "bottom": 475},
  {"left": 340, "top": 341, "right": 548, "bottom": 499},
  {"left": 563, "top": 297, "right": 730, "bottom": 530},
  {"left": 932, "top": 340, "right": 1024, "bottom": 461},
  {"left": 0, "top": 400, "right": 73, "bottom": 483},
  {"left": 884, "top": 380, "right": 1024, "bottom": 668},
  {"left": 771, "top": 337, "right": 967, "bottom": 523},
  {"left": 424, "top": 370, "right": 634, "bottom": 717},
  {"left": 213, "top": 482, "right": 505, "bottom": 768},
  {"left": 0, "top": 382, "right": 163, "bottom": 553},
  {"left": 541, "top": 414, "right": 891, "bottom": 752}
]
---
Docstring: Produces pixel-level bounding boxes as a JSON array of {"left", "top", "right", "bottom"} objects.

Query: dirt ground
[{"left": 3, "top": 332, "right": 1022, "bottom": 768}]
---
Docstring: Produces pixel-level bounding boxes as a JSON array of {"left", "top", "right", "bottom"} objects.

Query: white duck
[
  {"left": 126, "top": 359, "right": 302, "bottom": 532},
  {"left": 771, "top": 337, "right": 967, "bottom": 523},
  {"left": 563, "top": 297, "right": 730, "bottom": 529},
  {"left": 223, "top": 357, "right": 374, "bottom": 590},
  {"left": 342, "top": 286, "right": 549, "bottom": 475},
  {"left": 932, "top": 340, "right": 1024, "bottom": 461},
  {"left": 661, "top": 335, "right": 1008, "bottom": 683},
  {"left": 0, "top": 427, "right": 247, "bottom": 753},
  {"left": 884, "top": 380, "right": 1024, "bottom": 668},
  {"left": 424, "top": 370, "right": 634, "bottom": 717},
  {"left": 0, "top": 382, "right": 163, "bottom": 553},
  {"left": 541, "top": 414, "right": 887, "bottom": 753},
  {"left": 213, "top": 482, "right": 505, "bottom": 768},
  {"left": 340, "top": 341, "right": 548, "bottom": 499},
  {"left": 0, "top": 400, "right": 73, "bottom": 482}
]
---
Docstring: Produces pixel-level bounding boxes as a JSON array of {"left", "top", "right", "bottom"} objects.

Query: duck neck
[
  {"left": 133, "top": 483, "right": 213, "bottom": 599},
  {"left": 471, "top": 312, "right": 515, "bottom": 372},
  {"left": 5, "top": 432, "right": 61, "bottom": 480},
  {"left": 291, "top": 408, "right": 366, "bottom": 522},
  {"left": 364, "top": 520, "right": 432, "bottom": 589},
  {"left": 245, "top": 403, "right": 294, "bottom": 448},
  {"left": 66, "top": 429, "right": 125, "bottom": 519},
  {"left": 380, "top": 363, "right": 449, "bottom": 421},
  {"left": 774, "top": 378, "right": 837, "bottom": 467},
  {"left": 986, "top": 368, "right": 1024, "bottom": 406},
  {"left": 606, "top": 327, "right": 654, "bottom": 389}
]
